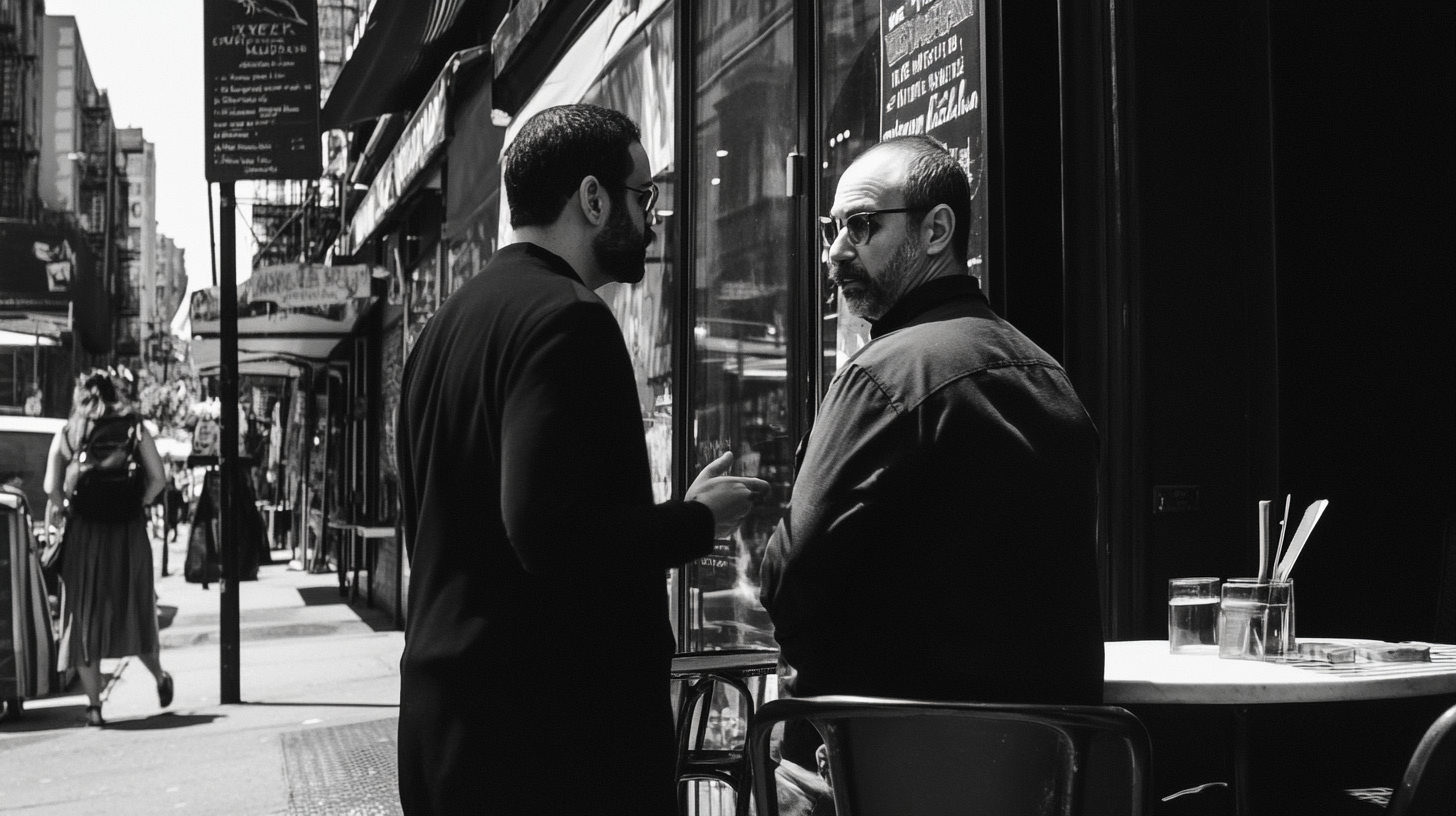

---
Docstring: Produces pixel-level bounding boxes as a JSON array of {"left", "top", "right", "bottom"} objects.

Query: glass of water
[{"left": 1169, "top": 577, "right": 1221, "bottom": 654}]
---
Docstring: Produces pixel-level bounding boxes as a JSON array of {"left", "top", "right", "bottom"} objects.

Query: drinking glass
[
  {"left": 1168, "top": 577, "right": 1221, "bottom": 654},
  {"left": 1219, "top": 579, "right": 1296, "bottom": 660}
]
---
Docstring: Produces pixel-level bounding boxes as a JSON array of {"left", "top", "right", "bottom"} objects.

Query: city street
[{"left": 0, "top": 532, "right": 406, "bottom": 816}]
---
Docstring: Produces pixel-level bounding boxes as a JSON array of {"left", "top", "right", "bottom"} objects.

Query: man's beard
[
  {"left": 592, "top": 200, "right": 653, "bottom": 285},
  {"left": 831, "top": 234, "right": 919, "bottom": 320}
]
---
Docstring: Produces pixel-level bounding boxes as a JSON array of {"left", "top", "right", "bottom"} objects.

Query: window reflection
[
  {"left": 819, "top": 2, "right": 988, "bottom": 377},
  {"left": 584, "top": 8, "right": 677, "bottom": 504},
  {"left": 688, "top": 0, "right": 796, "bottom": 651},
  {"left": 820, "top": 4, "right": 881, "bottom": 377}
]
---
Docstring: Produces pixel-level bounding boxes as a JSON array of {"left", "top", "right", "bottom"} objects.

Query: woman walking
[{"left": 43, "top": 371, "right": 173, "bottom": 726}]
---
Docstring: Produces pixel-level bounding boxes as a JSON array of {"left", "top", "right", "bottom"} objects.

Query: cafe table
[
  {"left": 670, "top": 649, "right": 779, "bottom": 816},
  {"left": 1104, "top": 639, "right": 1456, "bottom": 814}
]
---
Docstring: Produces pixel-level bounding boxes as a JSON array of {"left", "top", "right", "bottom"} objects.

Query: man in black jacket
[
  {"left": 760, "top": 136, "right": 1104, "bottom": 772},
  {"left": 396, "top": 105, "right": 767, "bottom": 815}
]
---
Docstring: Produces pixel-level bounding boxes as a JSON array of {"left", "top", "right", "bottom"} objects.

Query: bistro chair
[
  {"left": 672, "top": 649, "right": 779, "bottom": 816},
  {"left": 1384, "top": 701, "right": 1456, "bottom": 816},
  {"left": 748, "top": 696, "right": 1154, "bottom": 816}
]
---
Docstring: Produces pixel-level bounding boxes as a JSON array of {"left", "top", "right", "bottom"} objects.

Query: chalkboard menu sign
[
  {"left": 880, "top": 0, "right": 986, "bottom": 267},
  {"left": 203, "top": 0, "right": 322, "bottom": 182}
]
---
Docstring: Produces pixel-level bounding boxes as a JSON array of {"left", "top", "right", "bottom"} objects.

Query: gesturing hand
[{"left": 686, "top": 452, "right": 771, "bottom": 538}]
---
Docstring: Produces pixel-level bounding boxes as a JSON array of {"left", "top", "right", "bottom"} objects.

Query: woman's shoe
[
  {"left": 85, "top": 705, "right": 104, "bottom": 727},
  {"left": 157, "top": 672, "right": 174, "bottom": 708}
]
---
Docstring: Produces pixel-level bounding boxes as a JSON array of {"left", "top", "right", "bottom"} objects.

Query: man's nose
[{"left": 826, "top": 229, "right": 855, "bottom": 263}]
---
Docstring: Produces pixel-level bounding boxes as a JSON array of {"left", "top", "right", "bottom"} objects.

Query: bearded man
[
  {"left": 760, "top": 135, "right": 1105, "bottom": 772},
  {"left": 396, "top": 104, "right": 767, "bottom": 815}
]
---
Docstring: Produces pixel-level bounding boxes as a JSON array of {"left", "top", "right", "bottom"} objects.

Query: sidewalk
[{"left": 0, "top": 531, "right": 406, "bottom": 816}]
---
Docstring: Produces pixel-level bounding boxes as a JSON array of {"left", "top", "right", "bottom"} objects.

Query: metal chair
[
  {"left": 749, "top": 696, "right": 1154, "bottom": 816},
  {"left": 1386, "top": 702, "right": 1456, "bottom": 816},
  {"left": 672, "top": 650, "right": 778, "bottom": 816}
]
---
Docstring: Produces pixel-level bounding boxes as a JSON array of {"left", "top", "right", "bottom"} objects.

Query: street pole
[{"left": 218, "top": 181, "right": 241, "bottom": 704}]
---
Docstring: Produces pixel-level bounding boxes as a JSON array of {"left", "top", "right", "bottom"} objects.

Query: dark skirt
[{"left": 56, "top": 512, "right": 159, "bottom": 670}]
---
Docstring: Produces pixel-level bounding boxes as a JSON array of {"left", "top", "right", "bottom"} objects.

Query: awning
[
  {"left": 0, "top": 312, "right": 69, "bottom": 340},
  {"left": 490, "top": 0, "right": 606, "bottom": 115},
  {"left": 320, "top": 0, "right": 505, "bottom": 130},
  {"left": 343, "top": 46, "right": 491, "bottom": 253},
  {"left": 188, "top": 263, "right": 378, "bottom": 374}
]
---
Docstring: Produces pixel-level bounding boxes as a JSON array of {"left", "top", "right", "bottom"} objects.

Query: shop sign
[
  {"left": 880, "top": 0, "right": 986, "bottom": 264},
  {"left": 203, "top": 0, "right": 323, "bottom": 182},
  {"left": 349, "top": 66, "right": 451, "bottom": 249},
  {"left": 189, "top": 263, "right": 374, "bottom": 327},
  {"left": 0, "top": 222, "right": 78, "bottom": 312}
]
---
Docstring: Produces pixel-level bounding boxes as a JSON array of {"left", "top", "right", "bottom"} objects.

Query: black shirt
[
  {"left": 761, "top": 273, "right": 1104, "bottom": 733},
  {"left": 395, "top": 242, "right": 711, "bottom": 814}
]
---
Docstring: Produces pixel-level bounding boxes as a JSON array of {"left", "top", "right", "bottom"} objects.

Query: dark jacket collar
[
  {"left": 868, "top": 274, "right": 985, "bottom": 338},
  {"left": 497, "top": 241, "right": 585, "bottom": 286}
]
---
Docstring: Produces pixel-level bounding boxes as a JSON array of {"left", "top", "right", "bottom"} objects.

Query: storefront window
[
  {"left": 584, "top": 7, "right": 678, "bottom": 506},
  {"left": 819, "top": 1, "right": 988, "bottom": 377},
  {"left": 405, "top": 243, "right": 438, "bottom": 351},
  {"left": 688, "top": 0, "right": 797, "bottom": 651}
]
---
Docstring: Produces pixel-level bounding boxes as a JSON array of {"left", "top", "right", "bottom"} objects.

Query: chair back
[
  {"left": 749, "top": 696, "right": 1152, "bottom": 816},
  {"left": 1388, "top": 702, "right": 1456, "bottom": 816}
]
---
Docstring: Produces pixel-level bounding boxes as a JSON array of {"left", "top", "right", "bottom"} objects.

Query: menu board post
[
  {"left": 203, "top": 0, "right": 322, "bottom": 702},
  {"left": 880, "top": 0, "right": 987, "bottom": 271},
  {"left": 204, "top": 0, "right": 322, "bottom": 182}
]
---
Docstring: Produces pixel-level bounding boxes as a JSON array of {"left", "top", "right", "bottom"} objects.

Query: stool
[{"left": 671, "top": 649, "right": 779, "bottom": 816}]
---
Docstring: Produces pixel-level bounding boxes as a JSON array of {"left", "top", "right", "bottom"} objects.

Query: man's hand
[{"left": 686, "top": 452, "right": 771, "bottom": 538}]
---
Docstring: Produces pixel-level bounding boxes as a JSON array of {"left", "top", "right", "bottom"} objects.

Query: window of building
[{"left": 686, "top": 0, "right": 796, "bottom": 651}]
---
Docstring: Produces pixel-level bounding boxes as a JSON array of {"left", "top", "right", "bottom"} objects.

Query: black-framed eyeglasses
[
  {"left": 818, "top": 207, "right": 927, "bottom": 247},
  {"left": 617, "top": 181, "right": 660, "bottom": 218}
]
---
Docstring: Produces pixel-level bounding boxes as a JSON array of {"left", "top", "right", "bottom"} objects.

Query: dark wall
[
  {"left": 1123, "top": 0, "right": 1281, "bottom": 637},
  {"left": 1269, "top": 4, "right": 1456, "bottom": 640}
]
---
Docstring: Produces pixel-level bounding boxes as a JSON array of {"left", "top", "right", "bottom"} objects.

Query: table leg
[
  {"left": 365, "top": 537, "right": 374, "bottom": 608},
  {"left": 1233, "top": 705, "right": 1252, "bottom": 816},
  {"left": 336, "top": 526, "right": 348, "bottom": 597},
  {"left": 350, "top": 530, "right": 361, "bottom": 603}
]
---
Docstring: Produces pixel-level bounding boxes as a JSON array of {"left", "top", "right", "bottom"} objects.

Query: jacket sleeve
[{"left": 499, "top": 299, "right": 714, "bottom": 576}]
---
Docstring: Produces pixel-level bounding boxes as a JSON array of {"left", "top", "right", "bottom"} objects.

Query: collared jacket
[{"left": 761, "top": 275, "right": 1104, "bottom": 713}]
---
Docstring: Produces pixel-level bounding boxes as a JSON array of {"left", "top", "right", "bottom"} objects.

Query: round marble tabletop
[{"left": 1103, "top": 639, "right": 1456, "bottom": 705}]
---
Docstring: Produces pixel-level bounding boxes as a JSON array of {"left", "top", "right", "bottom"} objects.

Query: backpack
[{"left": 63, "top": 415, "right": 147, "bottom": 521}]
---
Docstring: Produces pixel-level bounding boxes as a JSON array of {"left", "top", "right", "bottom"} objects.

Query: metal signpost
[{"left": 202, "top": 0, "right": 321, "bottom": 704}]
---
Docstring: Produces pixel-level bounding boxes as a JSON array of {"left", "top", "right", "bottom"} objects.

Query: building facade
[
  {"left": 209, "top": 0, "right": 1451, "bottom": 653},
  {"left": 117, "top": 127, "right": 153, "bottom": 366},
  {"left": 0, "top": 0, "right": 42, "bottom": 222},
  {"left": 0, "top": 6, "right": 118, "bottom": 414},
  {"left": 37, "top": 15, "right": 128, "bottom": 367}
]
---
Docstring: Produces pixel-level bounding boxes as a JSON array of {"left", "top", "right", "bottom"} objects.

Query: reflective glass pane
[
  {"left": 584, "top": 6, "right": 678, "bottom": 506},
  {"left": 819, "top": 1, "right": 988, "bottom": 378},
  {"left": 688, "top": 0, "right": 797, "bottom": 651}
]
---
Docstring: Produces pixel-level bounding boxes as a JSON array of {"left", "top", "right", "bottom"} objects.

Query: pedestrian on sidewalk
[
  {"left": 43, "top": 370, "right": 175, "bottom": 727},
  {"left": 396, "top": 104, "right": 769, "bottom": 815}
]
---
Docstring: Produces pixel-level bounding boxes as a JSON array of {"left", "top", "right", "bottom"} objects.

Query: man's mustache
[{"left": 830, "top": 262, "right": 866, "bottom": 287}]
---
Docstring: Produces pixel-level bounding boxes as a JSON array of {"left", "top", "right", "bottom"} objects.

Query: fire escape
[
  {"left": 78, "top": 90, "right": 137, "bottom": 357},
  {"left": 251, "top": 180, "right": 342, "bottom": 268},
  {"left": 0, "top": 6, "right": 38, "bottom": 221}
]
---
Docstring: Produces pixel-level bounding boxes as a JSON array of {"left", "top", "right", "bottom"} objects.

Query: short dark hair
[
  {"left": 866, "top": 135, "right": 972, "bottom": 264},
  {"left": 503, "top": 104, "right": 642, "bottom": 228}
]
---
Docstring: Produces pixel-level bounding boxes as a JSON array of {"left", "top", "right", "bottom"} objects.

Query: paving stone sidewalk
[{"left": 0, "top": 532, "right": 405, "bottom": 816}]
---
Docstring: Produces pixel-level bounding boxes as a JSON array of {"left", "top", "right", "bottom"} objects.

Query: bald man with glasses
[{"left": 760, "top": 136, "right": 1105, "bottom": 777}]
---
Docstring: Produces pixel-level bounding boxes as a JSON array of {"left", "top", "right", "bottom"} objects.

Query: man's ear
[
  {"left": 577, "top": 175, "right": 608, "bottom": 226},
  {"left": 921, "top": 204, "right": 956, "bottom": 257}
]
